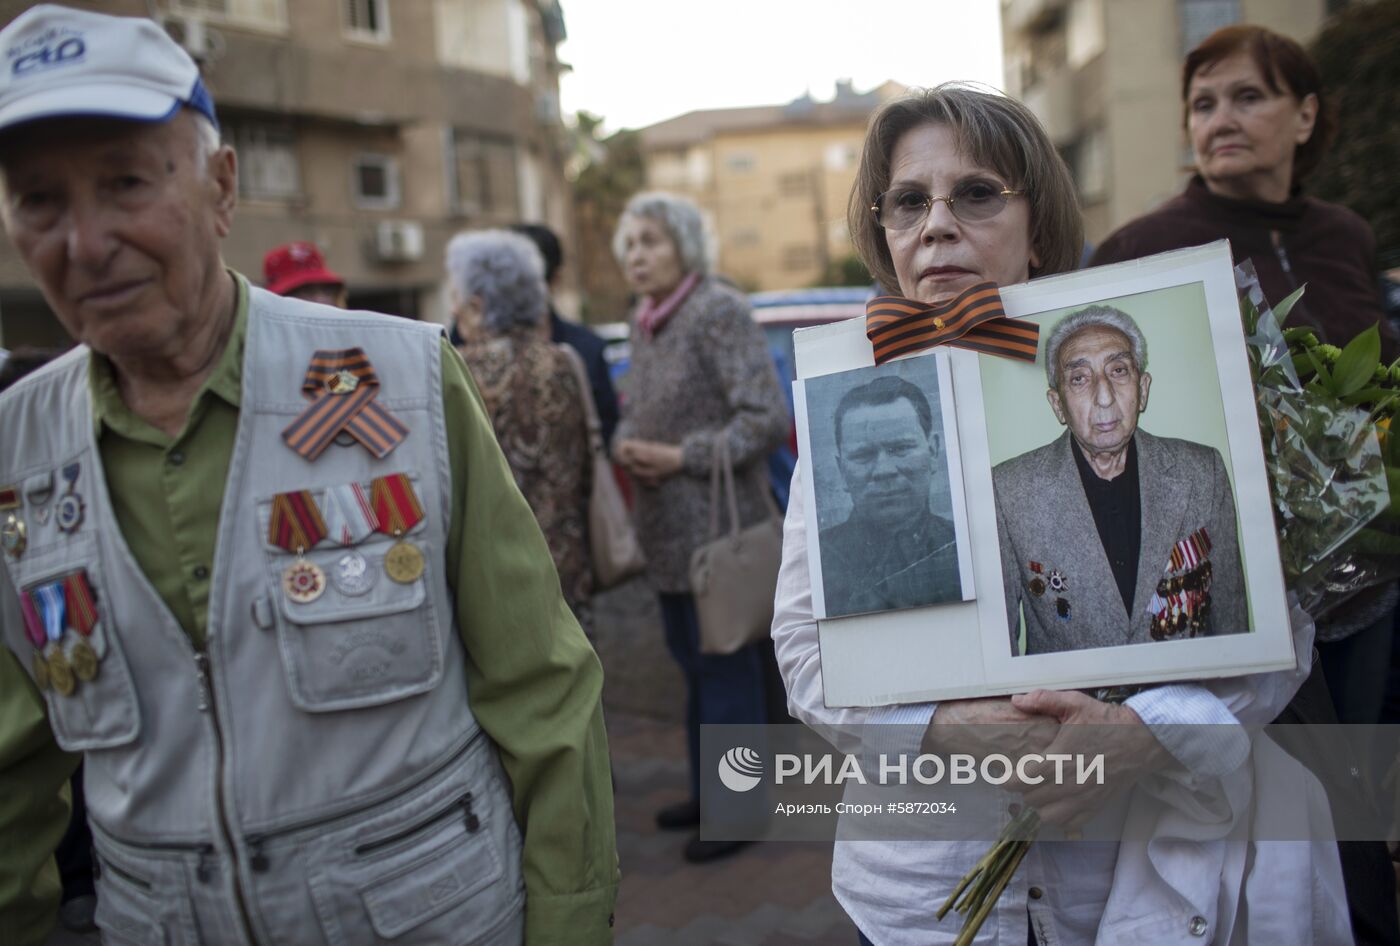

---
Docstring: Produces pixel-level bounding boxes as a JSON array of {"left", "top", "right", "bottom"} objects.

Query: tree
[
  {"left": 569, "top": 112, "right": 645, "bottom": 323},
  {"left": 812, "top": 254, "right": 872, "bottom": 288},
  {"left": 1309, "top": 1, "right": 1400, "bottom": 269}
]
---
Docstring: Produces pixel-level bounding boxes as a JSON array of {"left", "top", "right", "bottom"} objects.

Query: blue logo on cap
[{"left": 9, "top": 27, "right": 86, "bottom": 77}]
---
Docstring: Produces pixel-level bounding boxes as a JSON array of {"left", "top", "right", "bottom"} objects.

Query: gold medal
[
  {"left": 70, "top": 639, "right": 99, "bottom": 682},
  {"left": 384, "top": 541, "right": 424, "bottom": 584},
  {"left": 48, "top": 648, "right": 76, "bottom": 696},
  {"left": 31, "top": 651, "right": 50, "bottom": 691},
  {"left": 1, "top": 513, "right": 26, "bottom": 559},
  {"left": 283, "top": 559, "right": 327, "bottom": 604}
]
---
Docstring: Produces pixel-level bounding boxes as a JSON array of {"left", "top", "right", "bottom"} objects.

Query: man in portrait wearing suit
[
  {"left": 819, "top": 375, "right": 961, "bottom": 617},
  {"left": 993, "top": 305, "right": 1246, "bottom": 655}
]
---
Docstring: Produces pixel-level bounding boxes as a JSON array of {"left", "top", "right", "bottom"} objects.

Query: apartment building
[
  {"left": 1001, "top": 0, "right": 1333, "bottom": 244},
  {"left": 0, "top": 0, "right": 574, "bottom": 349},
  {"left": 638, "top": 81, "right": 904, "bottom": 292}
]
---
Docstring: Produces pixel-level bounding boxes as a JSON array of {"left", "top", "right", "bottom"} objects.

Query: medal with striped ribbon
[
  {"left": 269, "top": 491, "right": 330, "bottom": 603},
  {"left": 371, "top": 474, "right": 425, "bottom": 584}
]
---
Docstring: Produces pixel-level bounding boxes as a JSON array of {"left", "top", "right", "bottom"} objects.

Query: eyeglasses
[{"left": 871, "top": 179, "right": 1026, "bottom": 230}]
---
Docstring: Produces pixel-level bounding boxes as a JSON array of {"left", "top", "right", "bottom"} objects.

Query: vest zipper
[
  {"left": 240, "top": 726, "right": 487, "bottom": 871},
  {"left": 92, "top": 837, "right": 217, "bottom": 885},
  {"left": 352, "top": 791, "right": 480, "bottom": 857},
  {"left": 194, "top": 650, "right": 264, "bottom": 946}
]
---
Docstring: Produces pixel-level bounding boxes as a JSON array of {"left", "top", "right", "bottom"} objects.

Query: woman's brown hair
[
  {"left": 848, "top": 82, "right": 1083, "bottom": 294},
  {"left": 1182, "top": 24, "right": 1336, "bottom": 185}
]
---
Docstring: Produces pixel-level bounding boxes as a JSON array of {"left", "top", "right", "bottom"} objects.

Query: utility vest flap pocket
[{"left": 10, "top": 544, "right": 140, "bottom": 751}]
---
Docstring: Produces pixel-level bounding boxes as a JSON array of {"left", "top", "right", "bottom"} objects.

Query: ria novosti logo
[{"left": 717, "top": 747, "right": 764, "bottom": 792}]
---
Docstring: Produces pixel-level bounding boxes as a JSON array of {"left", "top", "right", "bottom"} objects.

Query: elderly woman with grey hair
[
  {"left": 448, "top": 229, "right": 595, "bottom": 636},
  {"left": 611, "top": 191, "right": 790, "bottom": 863}
]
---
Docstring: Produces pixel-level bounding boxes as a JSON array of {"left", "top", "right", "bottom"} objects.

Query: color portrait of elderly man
[
  {"left": 817, "top": 374, "right": 962, "bottom": 617},
  {"left": 993, "top": 305, "right": 1246, "bottom": 655}
]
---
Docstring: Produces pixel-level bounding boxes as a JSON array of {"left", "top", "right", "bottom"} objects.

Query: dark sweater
[{"left": 1090, "top": 175, "right": 1399, "bottom": 362}]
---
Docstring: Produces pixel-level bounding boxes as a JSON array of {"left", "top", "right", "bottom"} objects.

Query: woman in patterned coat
[
  {"left": 611, "top": 192, "right": 790, "bottom": 862},
  {"left": 449, "top": 229, "right": 595, "bottom": 637}
]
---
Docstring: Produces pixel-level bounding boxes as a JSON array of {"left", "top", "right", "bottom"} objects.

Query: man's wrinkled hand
[
  {"left": 922, "top": 696, "right": 1060, "bottom": 762},
  {"left": 1003, "top": 689, "right": 1175, "bottom": 831}
]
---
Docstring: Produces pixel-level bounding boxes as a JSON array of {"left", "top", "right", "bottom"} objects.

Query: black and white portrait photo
[{"left": 800, "top": 354, "right": 972, "bottom": 619}]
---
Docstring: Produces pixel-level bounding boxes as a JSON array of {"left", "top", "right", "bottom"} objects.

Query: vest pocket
[
  {"left": 11, "top": 549, "right": 141, "bottom": 751},
  {"left": 306, "top": 762, "right": 525, "bottom": 945},
  {"left": 268, "top": 545, "right": 443, "bottom": 712},
  {"left": 92, "top": 844, "right": 202, "bottom": 945}
]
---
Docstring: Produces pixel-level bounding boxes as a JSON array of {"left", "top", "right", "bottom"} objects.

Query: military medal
[
  {"left": 371, "top": 474, "right": 426, "bottom": 584},
  {"left": 1048, "top": 569, "right": 1067, "bottom": 593},
  {"left": 268, "top": 490, "right": 330, "bottom": 604},
  {"left": 70, "top": 639, "right": 99, "bottom": 681},
  {"left": 31, "top": 651, "right": 51, "bottom": 691},
  {"left": 56, "top": 463, "right": 85, "bottom": 534},
  {"left": 283, "top": 349, "right": 408, "bottom": 461},
  {"left": 63, "top": 570, "right": 101, "bottom": 680},
  {"left": 1055, "top": 597, "right": 1071, "bottom": 621},
  {"left": 332, "top": 551, "right": 376, "bottom": 597},
  {"left": 30, "top": 581, "right": 76, "bottom": 695},
  {"left": 323, "top": 482, "right": 378, "bottom": 546},
  {"left": 48, "top": 647, "right": 76, "bottom": 696},
  {"left": 1028, "top": 577, "right": 1045, "bottom": 597},
  {"left": 1, "top": 485, "right": 25, "bottom": 559}
]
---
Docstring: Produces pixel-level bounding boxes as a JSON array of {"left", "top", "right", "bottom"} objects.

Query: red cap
[{"left": 263, "top": 241, "right": 345, "bottom": 296}]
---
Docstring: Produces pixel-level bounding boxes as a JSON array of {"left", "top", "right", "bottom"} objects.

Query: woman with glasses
[{"left": 770, "top": 83, "right": 1344, "bottom": 945}]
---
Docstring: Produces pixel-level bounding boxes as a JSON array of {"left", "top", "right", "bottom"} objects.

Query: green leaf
[
  {"left": 1331, "top": 325, "right": 1382, "bottom": 397},
  {"left": 1341, "top": 386, "right": 1394, "bottom": 406},
  {"left": 1272, "top": 285, "right": 1307, "bottom": 325}
]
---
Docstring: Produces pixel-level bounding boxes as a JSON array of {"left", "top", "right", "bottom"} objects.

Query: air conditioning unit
[
  {"left": 161, "top": 14, "right": 216, "bottom": 62},
  {"left": 374, "top": 220, "right": 425, "bottom": 263}
]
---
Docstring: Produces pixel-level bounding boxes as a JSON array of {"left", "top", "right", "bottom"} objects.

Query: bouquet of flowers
[{"left": 937, "top": 261, "right": 1397, "bottom": 944}]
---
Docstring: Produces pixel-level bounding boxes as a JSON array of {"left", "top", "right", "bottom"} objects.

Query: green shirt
[{"left": 0, "top": 276, "right": 618, "bottom": 944}]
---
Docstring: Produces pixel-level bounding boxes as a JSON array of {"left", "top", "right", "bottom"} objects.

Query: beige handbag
[
  {"left": 690, "top": 437, "right": 784, "bottom": 655},
  {"left": 559, "top": 345, "right": 646, "bottom": 589}
]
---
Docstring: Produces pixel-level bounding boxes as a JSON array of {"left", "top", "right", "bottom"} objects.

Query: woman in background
[
  {"left": 611, "top": 192, "right": 789, "bottom": 862},
  {"left": 448, "top": 229, "right": 595, "bottom": 636}
]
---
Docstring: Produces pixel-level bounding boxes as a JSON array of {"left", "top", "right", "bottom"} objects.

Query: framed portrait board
[{"left": 794, "top": 242, "right": 1295, "bottom": 707}]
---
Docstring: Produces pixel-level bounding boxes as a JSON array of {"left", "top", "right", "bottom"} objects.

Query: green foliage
[
  {"left": 1309, "top": 1, "right": 1400, "bottom": 269},
  {"left": 811, "top": 254, "right": 872, "bottom": 288}
]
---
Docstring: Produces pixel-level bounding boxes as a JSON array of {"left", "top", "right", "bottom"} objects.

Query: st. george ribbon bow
[
  {"left": 864, "top": 282, "right": 1038, "bottom": 366},
  {"left": 282, "top": 349, "right": 409, "bottom": 461}
]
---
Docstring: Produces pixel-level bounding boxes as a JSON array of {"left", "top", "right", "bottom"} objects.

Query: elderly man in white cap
[{"left": 0, "top": 6, "right": 617, "bottom": 945}]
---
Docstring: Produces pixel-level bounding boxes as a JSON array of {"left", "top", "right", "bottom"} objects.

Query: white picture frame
[{"left": 796, "top": 242, "right": 1295, "bottom": 707}]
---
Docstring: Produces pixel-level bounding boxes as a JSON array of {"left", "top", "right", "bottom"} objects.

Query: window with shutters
[
  {"left": 344, "top": 0, "right": 390, "bottom": 43},
  {"left": 447, "top": 131, "right": 520, "bottom": 218},
  {"left": 226, "top": 121, "right": 300, "bottom": 200},
  {"left": 351, "top": 154, "right": 401, "bottom": 210}
]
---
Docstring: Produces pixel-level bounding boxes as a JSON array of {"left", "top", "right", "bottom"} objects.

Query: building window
[
  {"left": 351, "top": 154, "right": 400, "bottom": 210},
  {"left": 344, "top": 0, "right": 390, "bottom": 42},
  {"left": 227, "top": 121, "right": 299, "bottom": 200},
  {"left": 171, "top": 0, "right": 286, "bottom": 30},
  {"left": 725, "top": 151, "right": 756, "bottom": 173},
  {"left": 782, "top": 245, "right": 815, "bottom": 272},
  {"left": 824, "top": 142, "right": 858, "bottom": 172},
  {"left": 778, "top": 171, "right": 810, "bottom": 197},
  {"left": 448, "top": 131, "right": 519, "bottom": 217},
  {"left": 1177, "top": 0, "right": 1239, "bottom": 55}
]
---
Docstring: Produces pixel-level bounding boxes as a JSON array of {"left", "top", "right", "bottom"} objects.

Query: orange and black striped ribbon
[
  {"left": 282, "top": 349, "right": 409, "bottom": 461},
  {"left": 63, "top": 571, "right": 98, "bottom": 637},
  {"left": 268, "top": 490, "right": 329, "bottom": 553},
  {"left": 865, "top": 282, "right": 1038, "bottom": 366},
  {"left": 370, "top": 474, "right": 424, "bottom": 537}
]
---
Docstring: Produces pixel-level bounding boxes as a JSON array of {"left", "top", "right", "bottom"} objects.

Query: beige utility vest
[{"left": 0, "top": 290, "right": 524, "bottom": 945}]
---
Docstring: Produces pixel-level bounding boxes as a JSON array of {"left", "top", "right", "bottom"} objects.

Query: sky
[{"left": 557, "top": 0, "right": 1006, "bottom": 133}]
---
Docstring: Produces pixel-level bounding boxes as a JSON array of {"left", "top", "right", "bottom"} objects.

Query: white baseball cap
[{"left": 0, "top": 4, "right": 217, "bottom": 133}]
